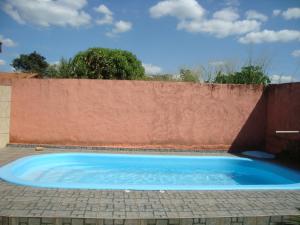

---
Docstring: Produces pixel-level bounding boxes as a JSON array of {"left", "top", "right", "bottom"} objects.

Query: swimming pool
[{"left": 0, "top": 153, "right": 299, "bottom": 190}]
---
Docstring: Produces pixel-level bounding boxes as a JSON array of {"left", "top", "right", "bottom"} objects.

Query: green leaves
[
  {"left": 71, "top": 48, "right": 145, "bottom": 80},
  {"left": 213, "top": 65, "right": 271, "bottom": 85},
  {"left": 180, "top": 69, "right": 201, "bottom": 82},
  {"left": 43, "top": 48, "right": 145, "bottom": 80},
  {"left": 44, "top": 58, "right": 73, "bottom": 78},
  {"left": 11, "top": 51, "right": 49, "bottom": 76}
]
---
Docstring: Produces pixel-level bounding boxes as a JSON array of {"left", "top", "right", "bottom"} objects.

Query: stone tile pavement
[{"left": 0, "top": 146, "right": 299, "bottom": 222}]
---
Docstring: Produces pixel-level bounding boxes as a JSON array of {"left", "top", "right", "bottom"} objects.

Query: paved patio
[{"left": 0, "top": 146, "right": 299, "bottom": 224}]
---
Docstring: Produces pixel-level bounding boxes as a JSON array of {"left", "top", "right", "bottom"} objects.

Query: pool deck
[{"left": 0, "top": 146, "right": 299, "bottom": 225}]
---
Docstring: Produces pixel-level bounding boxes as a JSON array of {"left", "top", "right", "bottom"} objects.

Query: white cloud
[
  {"left": 272, "top": 8, "right": 300, "bottom": 20},
  {"left": 143, "top": 63, "right": 162, "bottom": 75},
  {"left": 239, "top": 29, "right": 300, "bottom": 44},
  {"left": 224, "top": 0, "right": 240, "bottom": 7},
  {"left": 95, "top": 4, "right": 113, "bottom": 25},
  {"left": 273, "top": 9, "right": 281, "bottom": 16},
  {"left": 3, "top": 3, "right": 24, "bottom": 24},
  {"left": 113, "top": 21, "right": 132, "bottom": 33},
  {"left": 291, "top": 49, "right": 300, "bottom": 57},
  {"left": 245, "top": 10, "right": 268, "bottom": 22},
  {"left": 149, "top": 1, "right": 262, "bottom": 38},
  {"left": 149, "top": 0, "right": 205, "bottom": 20},
  {"left": 0, "top": 34, "right": 17, "bottom": 47},
  {"left": 213, "top": 7, "right": 239, "bottom": 21},
  {"left": 94, "top": 4, "right": 132, "bottom": 37},
  {"left": 0, "top": 59, "right": 6, "bottom": 66},
  {"left": 94, "top": 4, "right": 112, "bottom": 15},
  {"left": 106, "top": 20, "right": 132, "bottom": 37},
  {"left": 282, "top": 8, "right": 300, "bottom": 20},
  {"left": 271, "top": 75, "right": 294, "bottom": 83},
  {"left": 177, "top": 18, "right": 261, "bottom": 38},
  {"left": 2, "top": 0, "right": 91, "bottom": 27}
]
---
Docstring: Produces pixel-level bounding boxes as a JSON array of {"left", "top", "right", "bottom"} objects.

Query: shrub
[
  {"left": 179, "top": 68, "right": 201, "bottom": 82},
  {"left": 213, "top": 65, "right": 270, "bottom": 85},
  {"left": 44, "top": 64, "right": 58, "bottom": 78},
  {"left": 44, "top": 58, "right": 73, "bottom": 78},
  {"left": 57, "top": 58, "right": 74, "bottom": 78}
]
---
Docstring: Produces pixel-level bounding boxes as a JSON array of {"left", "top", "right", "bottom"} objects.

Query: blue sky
[{"left": 0, "top": 0, "right": 300, "bottom": 82}]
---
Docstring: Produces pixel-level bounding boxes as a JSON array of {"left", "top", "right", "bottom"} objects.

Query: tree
[
  {"left": 213, "top": 65, "right": 271, "bottom": 85},
  {"left": 71, "top": 48, "right": 145, "bottom": 80},
  {"left": 11, "top": 51, "right": 49, "bottom": 75}
]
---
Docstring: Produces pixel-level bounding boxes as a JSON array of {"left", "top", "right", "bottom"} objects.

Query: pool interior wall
[{"left": 0, "top": 153, "right": 300, "bottom": 190}]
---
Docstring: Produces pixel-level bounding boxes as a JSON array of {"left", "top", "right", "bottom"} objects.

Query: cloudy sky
[{"left": 0, "top": 0, "right": 299, "bottom": 82}]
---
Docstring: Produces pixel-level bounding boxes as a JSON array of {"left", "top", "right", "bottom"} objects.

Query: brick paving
[{"left": 0, "top": 146, "right": 299, "bottom": 220}]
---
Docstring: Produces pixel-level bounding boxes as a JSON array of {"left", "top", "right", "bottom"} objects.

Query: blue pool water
[{"left": 0, "top": 153, "right": 300, "bottom": 190}]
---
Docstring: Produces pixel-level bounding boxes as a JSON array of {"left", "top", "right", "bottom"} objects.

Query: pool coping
[
  {"left": 7, "top": 143, "right": 231, "bottom": 153},
  {"left": 0, "top": 146, "right": 299, "bottom": 222}
]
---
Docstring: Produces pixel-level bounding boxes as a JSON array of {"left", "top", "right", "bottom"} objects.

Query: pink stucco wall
[
  {"left": 10, "top": 79, "right": 267, "bottom": 150},
  {"left": 0, "top": 72, "right": 37, "bottom": 86},
  {"left": 265, "top": 83, "right": 300, "bottom": 153}
]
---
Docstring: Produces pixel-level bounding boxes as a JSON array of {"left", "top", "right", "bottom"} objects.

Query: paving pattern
[{"left": 0, "top": 146, "right": 299, "bottom": 221}]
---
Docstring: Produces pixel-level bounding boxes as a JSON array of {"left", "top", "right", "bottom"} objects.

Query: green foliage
[
  {"left": 143, "top": 68, "right": 202, "bottom": 82},
  {"left": 70, "top": 48, "right": 145, "bottom": 80},
  {"left": 179, "top": 68, "right": 201, "bottom": 82},
  {"left": 11, "top": 51, "right": 49, "bottom": 75},
  {"left": 15, "top": 48, "right": 275, "bottom": 85},
  {"left": 43, "top": 48, "right": 145, "bottom": 80},
  {"left": 213, "top": 65, "right": 271, "bottom": 85},
  {"left": 44, "top": 58, "right": 73, "bottom": 78},
  {"left": 58, "top": 58, "right": 73, "bottom": 78},
  {"left": 44, "top": 64, "right": 58, "bottom": 78}
]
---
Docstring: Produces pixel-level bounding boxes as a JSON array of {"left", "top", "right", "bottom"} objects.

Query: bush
[
  {"left": 213, "top": 65, "right": 270, "bottom": 85},
  {"left": 44, "top": 58, "right": 74, "bottom": 78},
  {"left": 57, "top": 58, "right": 74, "bottom": 78},
  {"left": 44, "top": 64, "right": 58, "bottom": 78},
  {"left": 179, "top": 68, "right": 201, "bottom": 82},
  {"left": 71, "top": 48, "right": 145, "bottom": 80}
]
